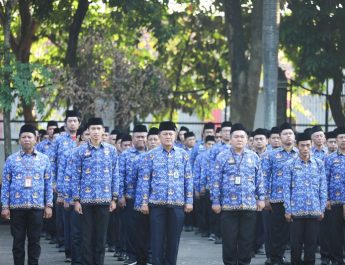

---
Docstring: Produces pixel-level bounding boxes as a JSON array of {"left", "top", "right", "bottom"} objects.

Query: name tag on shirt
[
  {"left": 24, "top": 176, "right": 32, "bottom": 188},
  {"left": 235, "top": 176, "right": 241, "bottom": 185}
]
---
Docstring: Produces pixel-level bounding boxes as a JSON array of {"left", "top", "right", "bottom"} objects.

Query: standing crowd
[{"left": 1, "top": 110, "right": 345, "bottom": 265}]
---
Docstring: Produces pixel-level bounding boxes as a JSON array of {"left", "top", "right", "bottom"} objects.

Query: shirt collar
[
  {"left": 87, "top": 140, "right": 104, "bottom": 150},
  {"left": 20, "top": 148, "right": 38, "bottom": 157}
]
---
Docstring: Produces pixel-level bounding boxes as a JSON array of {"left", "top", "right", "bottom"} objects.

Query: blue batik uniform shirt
[
  {"left": 325, "top": 150, "right": 345, "bottom": 205},
  {"left": 311, "top": 146, "right": 328, "bottom": 161},
  {"left": 211, "top": 147, "right": 265, "bottom": 211},
  {"left": 51, "top": 134, "right": 78, "bottom": 199},
  {"left": 283, "top": 156, "right": 327, "bottom": 217},
  {"left": 137, "top": 145, "right": 193, "bottom": 207},
  {"left": 133, "top": 151, "right": 149, "bottom": 210},
  {"left": 1, "top": 149, "right": 53, "bottom": 209},
  {"left": 119, "top": 147, "right": 146, "bottom": 199},
  {"left": 261, "top": 146, "right": 299, "bottom": 202},
  {"left": 70, "top": 141, "right": 119, "bottom": 205},
  {"left": 194, "top": 150, "right": 211, "bottom": 193}
]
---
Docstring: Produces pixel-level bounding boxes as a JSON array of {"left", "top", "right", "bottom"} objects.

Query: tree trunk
[
  {"left": 65, "top": 0, "right": 90, "bottom": 68},
  {"left": 2, "top": 0, "right": 18, "bottom": 159},
  {"left": 263, "top": 0, "right": 280, "bottom": 129},
  {"left": 223, "top": 0, "right": 263, "bottom": 130},
  {"left": 328, "top": 72, "right": 345, "bottom": 126}
]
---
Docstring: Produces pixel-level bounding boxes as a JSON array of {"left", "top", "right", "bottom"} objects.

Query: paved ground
[{"left": 0, "top": 223, "right": 322, "bottom": 265}]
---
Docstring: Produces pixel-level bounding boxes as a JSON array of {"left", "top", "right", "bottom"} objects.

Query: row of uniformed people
[{"left": 2, "top": 114, "right": 345, "bottom": 265}]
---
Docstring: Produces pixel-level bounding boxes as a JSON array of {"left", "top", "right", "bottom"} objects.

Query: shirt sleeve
[
  {"left": 193, "top": 155, "right": 202, "bottom": 193},
  {"left": 71, "top": 149, "right": 82, "bottom": 201},
  {"left": 318, "top": 161, "right": 328, "bottom": 212},
  {"left": 184, "top": 153, "right": 193, "bottom": 205},
  {"left": 211, "top": 154, "right": 222, "bottom": 206},
  {"left": 1, "top": 158, "right": 12, "bottom": 209},
  {"left": 283, "top": 160, "right": 292, "bottom": 215},
  {"left": 118, "top": 153, "right": 126, "bottom": 199},
  {"left": 261, "top": 152, "right": 272, "bottom": 199},
  {"left": 111, "top": 150, "right": 119, "bottom": 201},
  {"left": 255, "top": 155, "right": 266, "bottom": 201},
  {"left": 139, "top": 153, "right": 152, "bottom": 207},
  {"left": 324, "top": 156, "right": 331, "bottom": 201},
  {"left": 44, "top": 156, "right": 53, "bottom": 207}
]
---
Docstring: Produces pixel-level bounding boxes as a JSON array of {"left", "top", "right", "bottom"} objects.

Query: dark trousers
[
  {"left": 56, "top": 203, "right": 64, "bottom": 246},
  {"left": 114, "top": 207, "right": 125, "bottom": 252},
  {"left": 107, "top": 210, "right": 116, "bottom": 247},
  {"left": 150, "top": 206, "right": 184, "bottom": 265},
  {"left": 199, "top": 190, "right": 212, "bottom": 233},
  {"left": 290, "top": 218, "right": 319, "bottom": 265},
  {"left": 262, "top": 209, "right": 272, "bottom": 259},
  {"left": 81, "top": 205, "right": 110, "bottom": 265},
  {"left": 63, "top": 207, "right": 71, "bottom": 257},
  {"left": 135, "top": 211, "right": 150, "bottom": 265},
  {"left": 210, "top": 209, "right": 221, "bottom": 237},
  {"left": 270, "top": 202, "right": 289, "bottom": 264},
  {"left": 10, "top": 209, "right": 44, "bottom": 265},
  {"left": 329, "top": 204, "right": 345, "bottom": 264},
  {"left": 45, "top": 193, "right": 57, "bottom": 237},
  {"left": 221, "top": 210, "right": 257, "bottom": 265},
  {"left": 255, "top": 211, "right": 265, "bottom": 251},
  {"left": 70, "top": 206, "right": 82, "bottom": 265},
  {"left": 124, "top": 198, "right": 137, "bottom": 260},
  {"left": 319, "top": 209, "right": 331, "bottom": 262}
]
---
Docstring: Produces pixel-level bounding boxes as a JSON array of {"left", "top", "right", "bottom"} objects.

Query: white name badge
[
  {"left": 24, "top": 176, "right": 33, "bottom": 188},
  {"left": 235, "top": 176, "right": 241, "bottom": 185}
]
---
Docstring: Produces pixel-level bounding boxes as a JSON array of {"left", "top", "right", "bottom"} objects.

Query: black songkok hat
[
  {"left": 205, "top": 135, "right": 215, "bottom": 143},
  {"left": 326, "top": 131, "right": 337, "bottom": 140},
  {"left": 179, "top": 126, "right": 189, "bottom": 132},
  {"left": 230, "top": 123, "right": 247, "bottom": 134},
  {"left": 159, "top": 121, "right": 176, "bottom": 132},
  {"left": 304, "top": 128, "right": 312, "bottom": 136},
  {"left": 184, "top": 131, "right": 195, "bottom": 139},
  {"left": 111, "top": 129, "right": 120, "bottom": 135},
  {"left": 39, "top": 129, "right": 47, "bottom": 137},
  {"left": 19, "top": 124, "right": 36, "bottom": 137},
  {"left": 65, "top": 110, "right": 80, "bottom": 119},
  {"left": 221, "top": 121, "right": 232, "bottom": 128},
  {"left": 87, "top": 117, "right": 104, "bottom": 128},
  {"left": 116, "top": 133, "right": 123, "bottom": 143},
  {"left": 279, "top": 122, "right": 293, "bottom": 133},
  {"left": 133, "top": 124, "right": 147, "bottom": 133},
  {"left": 104, "top": 126, "right": 110, "bottom": 133},
  {"left": 53, "top": 128, "right": 60, "bottom": 134},
  {"left": 76, "top": 128, "right": 83, "bottom": 137},
  {"left": 148, "top": 127, "right": 159, "bottom": 136},
  {"left": 203, "top": 122, "right": 215, "bottom": 130},
  {"left": 60, "top": 126, "right": 65, "bottom": 132},
  {"left": 122, "top": 134, "right": 132, "bottom": 142},
  {"left": 335, "top": 127, "right": 345, "bottom": 136},
  {"left": 47, "top": 120, "right": 58, "bottom": 128},
  {"left": 269, "top": 126, "right": 280, "bottom": 136},
  {"left": 216, "top": 127, "right": 221, "bottom": 133},
  {"left": 253, "top": 128, "right": 269, "bottom": 138},
  {"left": 311, "top": 125, "right": 323, "bottom": 135},
  {"left": 296, "top": 132, "right": 311, "bottom": 143}
]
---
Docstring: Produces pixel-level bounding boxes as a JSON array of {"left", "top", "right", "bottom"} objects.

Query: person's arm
[
  {"left": 44, "top": 156, "right": 53, "bottom": 208},
  {"left": 319, "top": 161, "right": 328, "bottom": 212},
  {"left": 1, "top": 158, "right": 12, "bottom": 210},
  {"left": 184, "top": 153, "right": 193, "bottom": 206},
  {"left": 111, "top": 149, "right": 120, "bottom": 202}
]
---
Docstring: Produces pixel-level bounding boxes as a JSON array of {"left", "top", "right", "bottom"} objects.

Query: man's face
[
  {"left": 221, "top": 127, "right": 231, "bottom": 141},
  {"left": 82, "top": 130, "right": 90, "bottom": 141},
  {"left": 185, "top": 136, "right": 196, "bottom": 148},
  {"left": 269, "top": 134, "right": 281, "bottom": 148},
  {"left": 102, "top": 132, "right": 110, "bottom": 143},
  {"left": 230, "top": 130, "right": 248, "bottom": 150},
  {"left": 121, "top": 141, "right": 132, "bottom": 151},
  {"left": 133, "top": 132, "right": 147, "bottom": 149},
  {"left": 89, "top": 125, "right": 104, "bottom": 142},
  {"left": 297, "top": 140, "right": 312, "bottom": 157},
  {"left": 20, "top": 132, "right": 36, "bottom": 151},
  {"left": 65, "top": 117, "right": 80, "bottom": 132},
  {"left": 205, "top": 140, "right": 215, "bottom": 149},
  {"left": 159, "top": 130, "right": 176, "bottom": 148},
  {"left": 336, "top": 134, "right": 345, "bottom": 150},
  {"left": 215, "top": 132, "right": 222, "bottom": 143},
  {"left": 312, "top": 131, "right": 325, "bottom": 147},
  {"left": 47, "top": 126, "right": 57, "bottom": 138},
  {"left": 326, "top": 138, "right": 337, "bottom": 153},
  {"left": 110, "top": 134, "right": 117, "bottom": 146},
  {"left": 178, "top": 130, "right": 188, "bottom": 142},
  {"left": 147, "top": 135, "right": 160, "bottom": 150},
  {"left": 203, "top": 129, "right": 215, "bottom": 139},
  {"left": 253, "top": 135, "right": 268, "bottom": 150},
  {"left": 116, "top": 140, "right": 122, "bottom": 153},
  {"left": 280, "top": 129, "right": 295, "bottom": 146}
]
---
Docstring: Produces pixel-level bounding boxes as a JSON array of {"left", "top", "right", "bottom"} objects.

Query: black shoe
[
  {"left": 64, "top": 256, "right": 71, "bottom": 262},
  {"left": 113, "top": 250, "right": 121, "bottom": 258},
  {"left": 201, "top": 232, "right": 209, "bottom": 237},
  {"left": 108, "top": 246, "right": 115, "bottom": 252},
  {"left": 117, "top": 253, "right": 125, "bottom": 261},
  {"left": 265, "top": 258, "right": 272, "bottom": 265},
  {"left": 214, "top": 237, "right": 222, "bottom": 244},
  {"left": 255, "top": 247, "right": 265, "bottom": 255}
]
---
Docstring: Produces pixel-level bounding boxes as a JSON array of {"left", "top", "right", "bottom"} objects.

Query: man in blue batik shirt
[
  {"left": 261, "top": 122, "right": 299, "bottom": 265},
  {"left": 310, "top": 125, "right": 328, "bottom": 161},
  {"left": 118, "top": 124, "right": 148, "bottom": 265},
  {"left": 283, "top": 132, "right": 327, "bottom": 265},
  {"left": 71, "top": 117, "right": 119, "bottom": 265},
  {"left": 138, "top": 121, "right": 193, "bottom": 265},
  {"left": 211, "top": 123, "right": 265, "bottom": 265},
  {"left": 1, "top": 124, "right": 53, "bottom": 265},
  {"left": 324, "top": 127, "right": 345, "bottom": 265}
]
